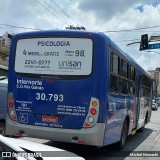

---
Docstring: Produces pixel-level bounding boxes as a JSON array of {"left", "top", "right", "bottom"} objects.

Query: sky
[{"left": 0, "top": 0, "right": 160, "bottom": 71}]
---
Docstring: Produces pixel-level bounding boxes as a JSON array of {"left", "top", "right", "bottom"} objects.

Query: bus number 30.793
[{"left": 36, "top": 93, "right": 64, "bottom": 102}]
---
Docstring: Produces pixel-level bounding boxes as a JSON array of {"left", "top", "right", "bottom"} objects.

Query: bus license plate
[{"left": 42, "top": 115, "right": 58, "bottom": 123}]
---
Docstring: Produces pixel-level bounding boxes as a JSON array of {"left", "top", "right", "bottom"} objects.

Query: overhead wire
[
  {"left": 1, "top": 23, "right": 160, "bottom": 35},
  {"left": 102, "top": 24, "right": 160, "bottom": 33},
  {"left": 115, "top": 39, "right": 140, "bottom": 43},
  {"left": 50, "top": 0, "right": 80, "bottom": 26},
  {"left": 34, "top": 0, "right": 70, "bottom": 26},
  {"left": 1, "top": 21, "right": 160, "bottom": 34},
  {"left": 115, "top": 0, "right": 160, "bottom": 45},
  {"left": 41, "top": 0, "right": 74, "bottom": 26},
  {"left": 0, "top": 23, "right": 41, "bottom": 31}
]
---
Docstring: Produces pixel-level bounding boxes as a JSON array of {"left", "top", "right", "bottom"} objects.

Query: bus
[{"left": 6, "top": 30, "right": 154, "bottom": 149}]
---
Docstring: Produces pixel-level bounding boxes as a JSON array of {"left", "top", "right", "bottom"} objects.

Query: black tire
[
  {"left": 116, "top": 120, "right": 128, "bottom": 150},
  {"left": 0, "top": 122, "right": 6, "bottom": 136}
]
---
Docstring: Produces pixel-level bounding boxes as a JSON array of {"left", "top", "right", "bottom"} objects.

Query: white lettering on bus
[
  {"left": 37, "top": 41, "right": 70, "bottom": 47},
  {"left": 17, "top": 79, "right": 42, "bottom": 86}
]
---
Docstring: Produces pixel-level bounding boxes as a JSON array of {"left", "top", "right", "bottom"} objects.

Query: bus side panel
[{"left": 103, "top": 95, "right": 130, "bottom": 146}]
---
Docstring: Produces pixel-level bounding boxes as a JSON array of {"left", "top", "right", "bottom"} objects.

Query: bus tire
[
  {"left": 116, "top": 119, "right": 128, "bottom": 150},
  {"left": 0, "top": 122, "right": 6, "bottom": 136}
]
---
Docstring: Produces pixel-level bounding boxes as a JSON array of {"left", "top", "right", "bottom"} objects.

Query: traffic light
[{"left": 140, "top": 34, "right": 148, "bottom": 51}]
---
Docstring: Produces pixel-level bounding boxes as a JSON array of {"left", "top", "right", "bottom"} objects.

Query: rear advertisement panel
[{"left": 15, "top": 38, "right": 93, "bottom": 75}]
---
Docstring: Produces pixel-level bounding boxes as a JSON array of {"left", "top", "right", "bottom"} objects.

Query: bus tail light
[
  {"left": 8, "top": 92, "right": 17, "bottom": 121},
  {"left": 9, "top": 95, "right": 13, "bottom": 101},
  {"left": 83, "top": 97, "right": 99, "bottom": 128},
  {"left": 9, "top": 102, "right": 13, "bottom": 108},
  {"left": 15, "top": 132, "right": 22, "bottom": 137},
  {"left": 88, "top": 116, "right": 94, "bottom": 123},
  {"left": 92, "top": 101, "right": 97, "bottom": 107},
  {"left": 90, "top": 108, "right": 97, "bottom": 115},
  {"left": 10, "top": 110, "right": 15, "bottom": 116}
]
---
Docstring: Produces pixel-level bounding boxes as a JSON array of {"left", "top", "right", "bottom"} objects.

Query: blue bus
[{"left": 6, "top": 30, "right": 153, "bottom": 149}]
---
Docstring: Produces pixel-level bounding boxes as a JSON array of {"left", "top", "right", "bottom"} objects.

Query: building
[
  {"left": 0, "top": 32, "right": 12, "bottom": 47},
  {"left": 148, "top": 68, "right": 160, "bottom": 96},
  {"left": 0, "top": 31, "right": 14, "bottom": 76},
  {"left": 0, "top": 31, "right": 12, "bottom": 68}
]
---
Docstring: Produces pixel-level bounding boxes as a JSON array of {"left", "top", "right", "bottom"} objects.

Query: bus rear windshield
[{"left": 14, "top": 37, "right": 93, "bottom": 77}]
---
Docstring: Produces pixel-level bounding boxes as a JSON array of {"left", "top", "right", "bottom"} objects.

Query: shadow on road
[{"left": 44, "top": 128, "right": 153, "bottom": 160}]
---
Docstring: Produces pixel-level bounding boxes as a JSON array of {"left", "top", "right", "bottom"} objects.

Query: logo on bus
[{"left": 58, "top": 59, "right": 82, "bottom": 69}]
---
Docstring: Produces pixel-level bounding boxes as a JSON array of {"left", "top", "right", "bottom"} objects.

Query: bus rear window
[{"left": 15, "top": 38, "right": 93, "bottom": 76}]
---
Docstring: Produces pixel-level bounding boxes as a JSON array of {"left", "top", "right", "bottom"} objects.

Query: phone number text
[{"left": 25, "top": 60, "right": 50, "bottom": 65}]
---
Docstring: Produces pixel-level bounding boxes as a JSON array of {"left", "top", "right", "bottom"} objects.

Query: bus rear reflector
[
  {"left": 84, "top": 122, "right": 91, "bottom": 127},
  {"left": 78, "top": 140, "right": 85, "bottom": 144},
  {"left": 15, "top": 132, "right": 22, "bottom": 137},
  {"left": 11, "top": 115, "right": 16, "bottom": 121},
  {"left": 90, "top": 108, "right": 97, "bottom": 115}
]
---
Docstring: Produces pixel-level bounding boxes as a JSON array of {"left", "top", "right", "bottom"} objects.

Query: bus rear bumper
[{"left": 6, "top": 115, "right": 106, "bottom": 147}]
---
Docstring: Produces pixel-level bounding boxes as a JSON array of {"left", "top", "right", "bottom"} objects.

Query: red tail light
[
  {"left": 83, "top": 97, "right": 99, "bottom": 128},
  {"left": 9, "top": 102, "right": 13, "bottom": 108},
  {"left": 8, "top": 93, "right": 17, "bottom": 121},
  {"left": 90, "top": 108, "right": 97, "bottom": 115}
]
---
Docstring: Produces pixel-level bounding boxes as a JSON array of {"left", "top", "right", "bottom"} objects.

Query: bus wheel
[
  {"left": 0, "top": 122, "right": 6, "bottom": 136},
  {"left": 116, "top": 120, "right": 128, "bottom": 150}
]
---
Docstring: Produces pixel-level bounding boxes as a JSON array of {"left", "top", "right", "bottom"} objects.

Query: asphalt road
[{"left": 21, "top": 106, "right": 160, "bottom": 160}]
